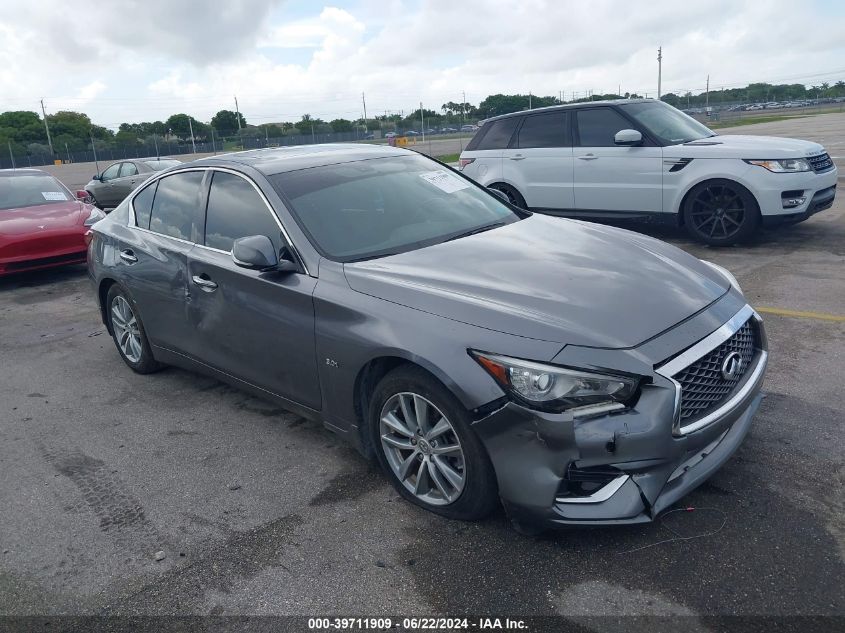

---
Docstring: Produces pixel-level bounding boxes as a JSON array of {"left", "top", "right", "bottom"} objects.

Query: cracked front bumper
[{"left": 472, "top": 350, "right": 766, "bottom": 529}]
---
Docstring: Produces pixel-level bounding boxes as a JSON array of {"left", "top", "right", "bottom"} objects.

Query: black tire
[
  {"left": 682, "top": 179, "right": 760, "bottom": 246},
  {"left": 86, "top": 191, "right": 102, "bottom": 209},
  {"left": 489, "top": 183, "right": 527, "bottom": 209},
  {"left": 369, "top": 365, "right": 499, "bottom": 521},
  {"left": 105, "top": 284, "right": 163, "bottom": 374}
]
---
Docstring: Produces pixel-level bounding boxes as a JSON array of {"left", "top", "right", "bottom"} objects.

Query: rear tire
[
  {"left": 369, "top": 365, "right": 499, "bottom": 521},
  {"left": 682, "top": 179, "right": 760, "bottom": 246},
  {"left": 86, "top": 191, "right": 102, "bottom": 209},
  {"left": 489, "top": 183, "right": 527, "bottom": 209},
  {"left": 106, "top": 285, "right": 163, "bottom": 374}
]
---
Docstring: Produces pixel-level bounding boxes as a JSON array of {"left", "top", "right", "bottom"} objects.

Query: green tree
[
  {"left": 210, "top": 110, "right": 246, "bottom": 134},
  {"left": 165, "top": 114, "right": 207, "bottom": 141},
  {"left": 329, "top": 118, "right": 354, "bottom": 132}
]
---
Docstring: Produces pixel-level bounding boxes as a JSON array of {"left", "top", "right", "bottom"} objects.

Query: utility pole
[
  {"left": 265, "top": 125, "right": 269, "bottom": 147},
  {"left": 211, "top": 128, "right": 216, "bottom": 154},
  {"left": 706, "top": 75, "right": 710, "bottom": 107},
  {"left": 618, "top": 84, "right": 621, "bottom": 97},
  {"left": 65, "top": 143, "right": 70, "bottom": 163},
  {"left": 90, "top": 130, "right": 100, "bottom": 175},
  {"left": 153, "top": 134, "right": 159, "bottom": 159},
  {"left": 420, "top": 102, "right": 425, "bottom": 141},
  {"left": 8, "top": 141, "right": 15, "bottom": 168},
  {"left": 234, "top": 96, "right": 242, "bottom": 133},
  {"left": 40, "top": 99, "right": 54, "bottom": 157},
  {"left": 188, "top": 117, "right": 196, "bottom": 153},
  {"left": 657, "top": 47, "right": 663, "bottom": 99},
  {"left": 362, "top": 92, "right": 368, "bottom": 130},
  {"left": 528, "top": 91, "right": 532, "bottom": 109}
]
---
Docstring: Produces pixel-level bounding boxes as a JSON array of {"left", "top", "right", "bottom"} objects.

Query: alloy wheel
[
  {"left": 110, "top": 295, "right": 142, "bottom": 363},
  {"left": 689, "top": 184, "right": 747, "bottom": 240},
  {"left": 379, "top": 392, "right": 466, "bottom": 506}
]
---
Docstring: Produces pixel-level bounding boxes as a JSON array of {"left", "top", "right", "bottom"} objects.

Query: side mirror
[
  {"left": 76, "top": 190, "right": 92, "bottom": 203},
  {"left": 614, "top": 129, "right": 643, "bottom": 146},
  {"left": 93, "top": 174, "right": 101, "bottom": 181},
  {"left": 488, "top": 188, "right": 510, "bottom": 203},
  {"left": 231, "top": 235, "right": 298, "bottom": 272}
]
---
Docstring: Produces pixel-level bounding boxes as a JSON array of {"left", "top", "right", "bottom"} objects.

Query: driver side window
[{"left": 101, "top": 163, "right": 121, "bottom": 181}]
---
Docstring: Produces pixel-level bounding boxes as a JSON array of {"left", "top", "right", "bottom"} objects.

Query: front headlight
[
  {"left": 470, "top": 351, "right": 640, "bottom": 413},
  {"left": 701, "top": 260, "right": 742, "bottom": 293},
  {"left": 745, "top": 158, "right": 810, "bottom": 173},
  {"left": 83, "top": 207, "right": 106, "bottom": 227}
]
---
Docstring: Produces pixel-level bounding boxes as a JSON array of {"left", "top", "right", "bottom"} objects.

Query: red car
[{"left": 0, "top": 169, "right": 104, "bottom": 276}]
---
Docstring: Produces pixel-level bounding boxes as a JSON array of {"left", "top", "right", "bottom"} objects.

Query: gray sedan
[
  {"left": 84, "top": 158, "right": 181, "bottom": 209},
  {"left": 86, "top": 144, "right": 767, "bottom": 533}
]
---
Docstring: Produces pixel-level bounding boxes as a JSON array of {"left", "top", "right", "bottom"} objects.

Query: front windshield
[
  {"left": 143, "top": 159, "right": 182, "bottom": 171},
  {"left": 270, "top": 155, "right": 521, "bottom": 261},
  {"left": 0, "top": 174, "right": 71, "bottom": 210},
  {"left": 619, "top": 101, "right": 715, "bottom": 145}
]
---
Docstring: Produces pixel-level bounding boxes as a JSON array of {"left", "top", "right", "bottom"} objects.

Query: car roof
[
  {"left": 189, "top": 143, "right": 413, "bottom": 176},
  {"left": 479, "top": 98, "right": 656, "bottom": 125},
  {"left": 0, "top": 168, "right": 50, "bottom": 177}
]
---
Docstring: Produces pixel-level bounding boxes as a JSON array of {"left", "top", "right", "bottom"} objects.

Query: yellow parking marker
[{"left": 756, "top": 307, "right": 845, "bottom": 323}]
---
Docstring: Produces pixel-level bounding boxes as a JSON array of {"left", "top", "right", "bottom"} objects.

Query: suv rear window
[
  {"left": 469, "top": 118, "right": 520, "bottom": 151},
  {"left": 517, "top": 112, "right": 569, "bottom": 148}
]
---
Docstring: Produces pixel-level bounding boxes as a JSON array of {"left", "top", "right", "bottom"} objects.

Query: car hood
[
  {"left": 667, "top": 134, "right": 826, "bottom": 159},
  {"left": 0, "top": 201, "right": 86, "bottom": 236},
  {"left": 343, "top": 215, "right": 729, "bottom": 348}
]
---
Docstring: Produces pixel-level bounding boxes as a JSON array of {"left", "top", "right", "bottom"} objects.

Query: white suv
[{"left": 459, "top": 99, "right": 838, "bottom": 245}]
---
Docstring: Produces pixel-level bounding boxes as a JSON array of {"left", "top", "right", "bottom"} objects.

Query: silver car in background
[
  {"left": 84, "top": 158, "right": 182, "bottom": 209},
  {"left": 86, "top": 144, "right": 767, "bottom": 533}
]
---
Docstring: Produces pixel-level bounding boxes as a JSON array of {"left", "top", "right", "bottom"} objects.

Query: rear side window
[
  {"left": 148, "top": 171, "right": 204, "bottom": 241},
  {"left": 576, "top": 108, "right": 632, "bottom": 147},
  {"left": 204, "top": 171, "right": 282, "bottom": 252},
  {"left": 474, "top": 118, "right": 520, "bottom": 150},
  {"left": 132, "top": 181, "right": 157, "bottom": 229},
  {"left": 120, "top": 163, "right": 138, "bottom": 177},
  {"left": 517, "top": 112, "right": 569, "bottom": 148}
]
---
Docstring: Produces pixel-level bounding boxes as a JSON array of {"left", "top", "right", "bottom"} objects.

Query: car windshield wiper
[{"left": 442, "top": 221, "right": 506, "bottom": 243}]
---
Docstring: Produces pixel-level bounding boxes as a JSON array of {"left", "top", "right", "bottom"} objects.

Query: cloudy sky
[{"left": 1, "top": 0, "right": 845, "bottom": 129}]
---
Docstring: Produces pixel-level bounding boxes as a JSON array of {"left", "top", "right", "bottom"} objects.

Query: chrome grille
[
  {"left": 675, "top": 319, "right": 756, "bottom": 421},
  {"left": 807, "top": 153, "right": 834, "bottom": 173}
]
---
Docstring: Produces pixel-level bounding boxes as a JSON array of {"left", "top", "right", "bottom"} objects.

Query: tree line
[{"left": 3, "top": 80, "right": 845, "bottom": 158}]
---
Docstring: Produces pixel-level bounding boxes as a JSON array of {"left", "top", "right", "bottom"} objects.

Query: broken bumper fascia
[{"left": 471, "top": 352, "right": 766, "bottom": 528}]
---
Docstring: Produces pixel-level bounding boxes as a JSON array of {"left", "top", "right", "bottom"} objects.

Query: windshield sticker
[
  {"left": 419, "top": 170, "right": 470, "bottom": 194},
  {"left": 41, "top": 192, "right": 66, "bottom": 201}
]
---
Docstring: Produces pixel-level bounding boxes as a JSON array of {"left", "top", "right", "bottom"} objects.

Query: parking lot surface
[{"left": 1, "top": 120, "right": 843, "bottom": 626}]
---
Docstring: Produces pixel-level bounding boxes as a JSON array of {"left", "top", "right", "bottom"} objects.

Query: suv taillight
[{"left": 458, "top": 158, "right": 475, "bottom": 171}]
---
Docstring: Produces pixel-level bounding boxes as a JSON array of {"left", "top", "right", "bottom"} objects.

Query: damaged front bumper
[{"left": 471, "top": 306, "right": 768, "bottom": 529}]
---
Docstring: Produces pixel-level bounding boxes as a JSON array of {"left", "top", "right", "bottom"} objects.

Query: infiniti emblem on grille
[{"left": 721, "top": 351, "right": 744, "bottom": 380}]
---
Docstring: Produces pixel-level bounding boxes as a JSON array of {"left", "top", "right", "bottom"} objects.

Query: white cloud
[{"left": 1, "top": 0, "right": 844, "bottom": 127}]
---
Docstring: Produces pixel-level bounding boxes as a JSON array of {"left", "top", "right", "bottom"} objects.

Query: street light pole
[
  {"left": 40, "top": 99, "right": 54, "bottom": 157},
  {"left": 90, "top": 130, "right": 100, "bottom": 175},
  {"left": 657, "top": 47, "right": 663, "bottom": 99},
  {"left": 188, "top": 117, "right": 196, "bottom": 153}
]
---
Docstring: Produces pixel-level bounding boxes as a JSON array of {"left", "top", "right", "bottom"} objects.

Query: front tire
[
  {"left": 369, "top": 366, "right": 499, "bottom": 521},
  {"left": 106, "top": 285, "right": 162, "bottom": 374},
  {"left": 682, "top": 179, "right": 760, "bottom": 246},
  {"left": 489, "top": 183, "right": 527, "bottom": 209}
]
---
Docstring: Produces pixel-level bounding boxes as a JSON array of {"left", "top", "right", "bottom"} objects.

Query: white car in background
[{"left": 459, "top": 99, "right": 837, "bottom": 245}]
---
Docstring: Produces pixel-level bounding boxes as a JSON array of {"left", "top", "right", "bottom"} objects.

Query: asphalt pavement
[{"left": 1, "top": 119, "right": 843, "bottom": 629}]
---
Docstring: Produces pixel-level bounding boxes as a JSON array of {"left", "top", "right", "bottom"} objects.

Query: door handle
[
  {"left": 191, "top": 275, "right": 218, "bottom": 291},
  {"left": 578, "top": 154, "right": 598, "bottom": 161},
  {"left": 509, "top": 154, "right": 526, "bottom": 161},
  {"left": 130, "top": 180, "right": 137, "bottom": 185},
  {"left": 119, "top": 249, "right": 138, "bottom": 264}
]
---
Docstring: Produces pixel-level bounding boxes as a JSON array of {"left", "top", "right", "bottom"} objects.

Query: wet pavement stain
[
  {"left": 309, "top": 466, "right": 387, "bottom": 506},
  {"left": 103, "top": 514, "right": 304, "bottom": 614}
]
